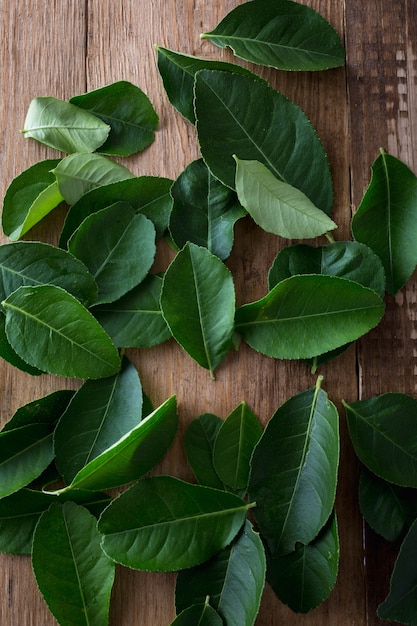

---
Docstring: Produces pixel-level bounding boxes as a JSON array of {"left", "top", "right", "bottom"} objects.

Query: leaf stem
[{"left": 325, "top": 231, "right": 336, "bottom": 243}]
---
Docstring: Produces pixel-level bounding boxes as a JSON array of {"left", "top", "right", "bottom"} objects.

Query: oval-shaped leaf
[
  {"left": 202, "top": 0, "right": 345, "bottom": 71},
  {"left": 70, "top": 80, "right": 158, "bottom": 156},
  {"left": 184, "top": 413, "right": 224, "bottom": 490},
  {"left": 68, "top": 203, "right": 156, "bottom": 304},
  {"left": 0, "top": 312, "right": 43, "bottom": 375},
  {"left": 99, "top": 476, "right": 249, "bottom": 571},
  {"left": 161, "top": 243, "right": 235, "bottom": 375},
  {"left": 344, "top": 393, "right": 417, "bottom": 488},
  {"left": 2, "top": 159, "right": 63, "bottom": 240},
  {"left": 3, "top": 285, "right": 121, "bottom": 379},
  {"left": 22, "top": 96, "right": 110, "bottom": 153},
  {"left": 212, "top": 402, "right": 262, "bottom": 491},
  {"left": 171, "top": 602, "right": 223, "bottom": 626},
  {"left": 52, "top": 152, "right": 134, "bottom": 205},
  {"left": 351, "top": 150, "right": 417, "bottom": 295},
  {"left": 32, "top": 502, "right": 115, "bottom": 626},
  {"left": 195, "top": 70, "right": 332, "bottom": 213},
  {"left": 266, "top": 511, "right": 339, "bottom": 613},
  {"left": 175, "top": 520, "right": 265, "bottom": 626},
  {"left": 249, "top": 379, "right": 339, "bottom": 555},
  {"left": 234, "top": 157, "right": 336, "bottom": 239},
  {"left": 235, "top": 274, "right": 384, "bottom": 360}
]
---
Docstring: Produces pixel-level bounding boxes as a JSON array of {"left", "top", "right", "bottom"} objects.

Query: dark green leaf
[
  {"left": 99, "top": 476, "right": 249, "bottom": 571},
  {"left": 351, "top": 150, "right": 417, "bottom": 295},
  {"left": 2, "top": 159, "right": 63, "bottom": 240},
  {"left": 0, "top": 312, "right": 43, "bottom": 375},
  {"left": 68, "top": 203, "right": 156, "bottom": 304},
  {"left": 3, "top": 285, "right": 121, "bottom": 379},
  {"left": 195, "top": 70, "right": 332, "bottom": 213},
  {"left": 235, "top": 275, "right": 384, "bottom": 360},
  {"left": 160, "top": 243, "right": 235, "bottom": 375},
  {"left": 32, "top": 502, "right": 115, "bottom": 626},
  {"left": 202, "top": 0, "right": 345, "bottom": 71},
  {"left": 249, "top": 379, "right": 339, "bottom": 556},
  {"left": 171, "top": 602, "right": 223, "bottom": 626},
  {"left": 175, "top": 520, "right": 265, "bottom": 625},
  {"left": 70, "top": 80, "right": 158, "bottom": 156},
  {"left": 344, "top": 393, "right": 417, "bottom": 488},
  {"left": 2, "top": 389, "right": 74, "bottom": 432},
  {"left": 266, "top": 511, "right": 339, "bottom": 613},
  {"left": 184, "top": 413, "right": 224, "bottom": 489}
]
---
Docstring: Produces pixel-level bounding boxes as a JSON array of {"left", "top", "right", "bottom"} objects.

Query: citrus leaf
[
  {"left": 99, "top": 476, "right": 249, "bottom": 571},
  {"left": 184, "top": 413, "right": 224, "bottom": 490},
  {"left": 2, "top": 389, "right": 74, "bottom": 432},
  {"left": 32, "top": 502, "right": 115, "bottom": 626},
  {"left": 22, "top": 96, "right": 110, "bottom": 153},
  {"left": 171, "top": 602, "right": 223, "bottom": 626},
  {"left": 0, "top": 312, "right": 43, "bottom": 375},
  {"left": 248, "top": 379, "right": 339, "bottom": 556},
  {"left": 202, "top": 0, "right": 345, "bottom": 71},
  {"left": 3, "top": 285, "right": 121, "bottom": 379},
  {"left": 235, "top": 275, "right": 384, "bottom": 360},
  {"left": 70, "top": 80, "right": 158, "bottom": 156}
]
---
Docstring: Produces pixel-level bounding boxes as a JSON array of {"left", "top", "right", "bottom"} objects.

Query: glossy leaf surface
[
  {"left": 351, "top": 150, "right": 417, "bottom": 295},
  {"left": 249, "top": 381, "right": 339, "bottom": 555},
  {"left": 235, "top": 275, "right": 384, "bottom": 360},
  {"left": 3, "top": 285, "right": 121, "bottom": 379},
  {"left": 0, "top": 313, "right": 42, "bottom": 375},
  {"left": 70, "top": 80, "right": 158, "bottom": 156},
  {"left": 195, "top": 70, "right": 332, "bottom": 213},
  {"left": 184, "top": 413, "right": 224, "bottom": 489},
  {"left": 99, "top": 476, "right": 249, "bottom": 571},
  {"left": 160, "top": 243, "right": 235, "bottom": 375},
  {"left": 32, "top": 502, "right": 115, "bottom": 626},
  {"left": 171, "top": 603, "right": 223, "bottom": 626}
]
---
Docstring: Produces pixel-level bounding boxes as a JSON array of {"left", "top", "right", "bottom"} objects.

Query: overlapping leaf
[
  {"left": 0, "top": 312, "right": 43, "bottom": 375},
  {"left": 171, "top": 602, "right": 223, "bottom": 626},
  {"left": 2, "top": 389, "right": 74, "bottom": 432},
  {"left": 184, "top": 413, "right": 224, "bottom": 490}
]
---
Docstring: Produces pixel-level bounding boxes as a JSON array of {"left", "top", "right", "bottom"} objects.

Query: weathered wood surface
[{"left": 0, "top": 0, "right": 415, "bottom": 624}]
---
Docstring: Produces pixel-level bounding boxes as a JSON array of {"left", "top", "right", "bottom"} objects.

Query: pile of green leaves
[{"left": 1, "top": 0, "right": 417, "bottom": 624}]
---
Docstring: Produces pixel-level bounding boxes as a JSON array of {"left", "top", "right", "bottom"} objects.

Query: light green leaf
[
  {"left": 194, "top": 70, "right": 332, "bottom": 213},
  {"left": 99, "top": 476, "right": 249, "bottom": 571},
  {"left": 202, "top": 0, "right": 345, "bottom": 71},
  {"left": 234, "top": 157, "right": 336, "bottom": 239},
  {"left": 171, "top": 602, "right": 223, "bottom": 626},
  {"left": 70, "top": 80, "right": 158, "bottom": 156},
  {"left": 3, "top": 285, "right": 121, "bottom": 379},
  {"left": 235, "top": 274, "right": 384, "bottom": 360},
  {"left": 22, "top": 96, "right": 110, "bottom": 153},
  {"left": 184, "top": 413, "right": 224, "bottom": 490},
  {"left": 32, "top": 502, "right": 115, "bottom": 626},
  {"left": 249, "top": 379, "right": 339, "bottom": 556},
  {"left": 2, "top": 159, "right": 63, "bottom": 240},
  {"left": 352, "top": 150, "right": 417, "bottom": 295},
  {"left": 52, "top": 152, "right": 134, "bottom": 205}
]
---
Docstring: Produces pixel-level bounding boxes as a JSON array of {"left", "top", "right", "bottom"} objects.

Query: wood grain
[{"left": 0, "top": 0, "right": 415, "bottom": 624}]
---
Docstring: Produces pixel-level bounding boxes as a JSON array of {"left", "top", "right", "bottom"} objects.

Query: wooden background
[{"left": 0, "top": 0, "right": 416, "bottom": 624}]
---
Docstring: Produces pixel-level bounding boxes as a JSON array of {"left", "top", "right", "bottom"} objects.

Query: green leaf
[
  {"left": 22, "top": 96, "right": 110, "bottom": 153},
  {"left": 68, "top": 203, "right": 156, "bottom": 304},
  {"left": 344, "top": 393, "right": 417, "bottom": 488},
  {"left": 70, "top": 80, "right": 158, "bottom": 156},
  {"left": 58, "top": 396, "right": 178, "bottom": 492},
  {"left": 3, "top": 284, "right": 121, "bottom": 379},
  {"left": 59, "top": 176, "right": 173, "bottom": 245},
  {"left": 201, "top": 0, "right": 345, "bottom": 71},
  {"left": 99, "top": 476, "right": 249, "bottom": 571},
  {"left": 268, "top": 241, "right": 386, "bottom": 297},
  {"left": 175, "top": 520, "right": 265, "bottom": 626},
  {"left": 194, "top": 70, "right": 333, "bottom": 213},
  {"left": 235, "top": 274, "right": 384, "bottom": 360},
  {"left": 249, "top": 379, "right": 339, "bottom": 556},
  {"left": 212, "top": 402, "right": 262, "bottom": 491},
  {"left": 52, "top": 152, "right": 134, "bottom": 205},
  {"left": 169, "top": 159, "right": 246, "bottom": 260},
  {"left": 184, "top": 413, "right": 224, "bottom": 489},
  {"left": 32, "top": 502, "right": 115, "bottom": 626},
  {"left": 0, "top": 424, "right": 54, "bottom": 498},
  {"left": 171, "top": 602, "right": 223, "bottom": 626},
  {"left": 351, "top": 150, "right": 417, "bottom": 295},
  {"left": 0, "top": 312, "right": 43, "bottom": 375},
  {"left": 93, "top": 274, "right": 171, "bottom": 348},
  {"left": 359, "top": 467, "right": 417, "bottom": 542},
  {"left": 2, "top": 159, "right": 63, "bottom": 240},
  {"left": 0, "top": 241, "right": 98, "bottom": 306},
  {"left": 266, "top": 511, "right": 339, "bottom": 613},
  {"left": 0, "top": 488, "right": 110, "bottom": 555},
  {"left": 156, "top": 46, "right": 260, "bottom": 124},
  {"left": 2, "top": 389, "right": 74, "bottom": 432},
  {"left": 160, "top": 243, "right": 235, "bottom": 375},
  {"left": 234, "top": 157, "right": 336, "bottom": 239},
  {"left": 54, "top": 356, "right": 143, "bottom": 484},
  {"left": 378, "top": 518, "right": 417, "bottom": 624}
]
